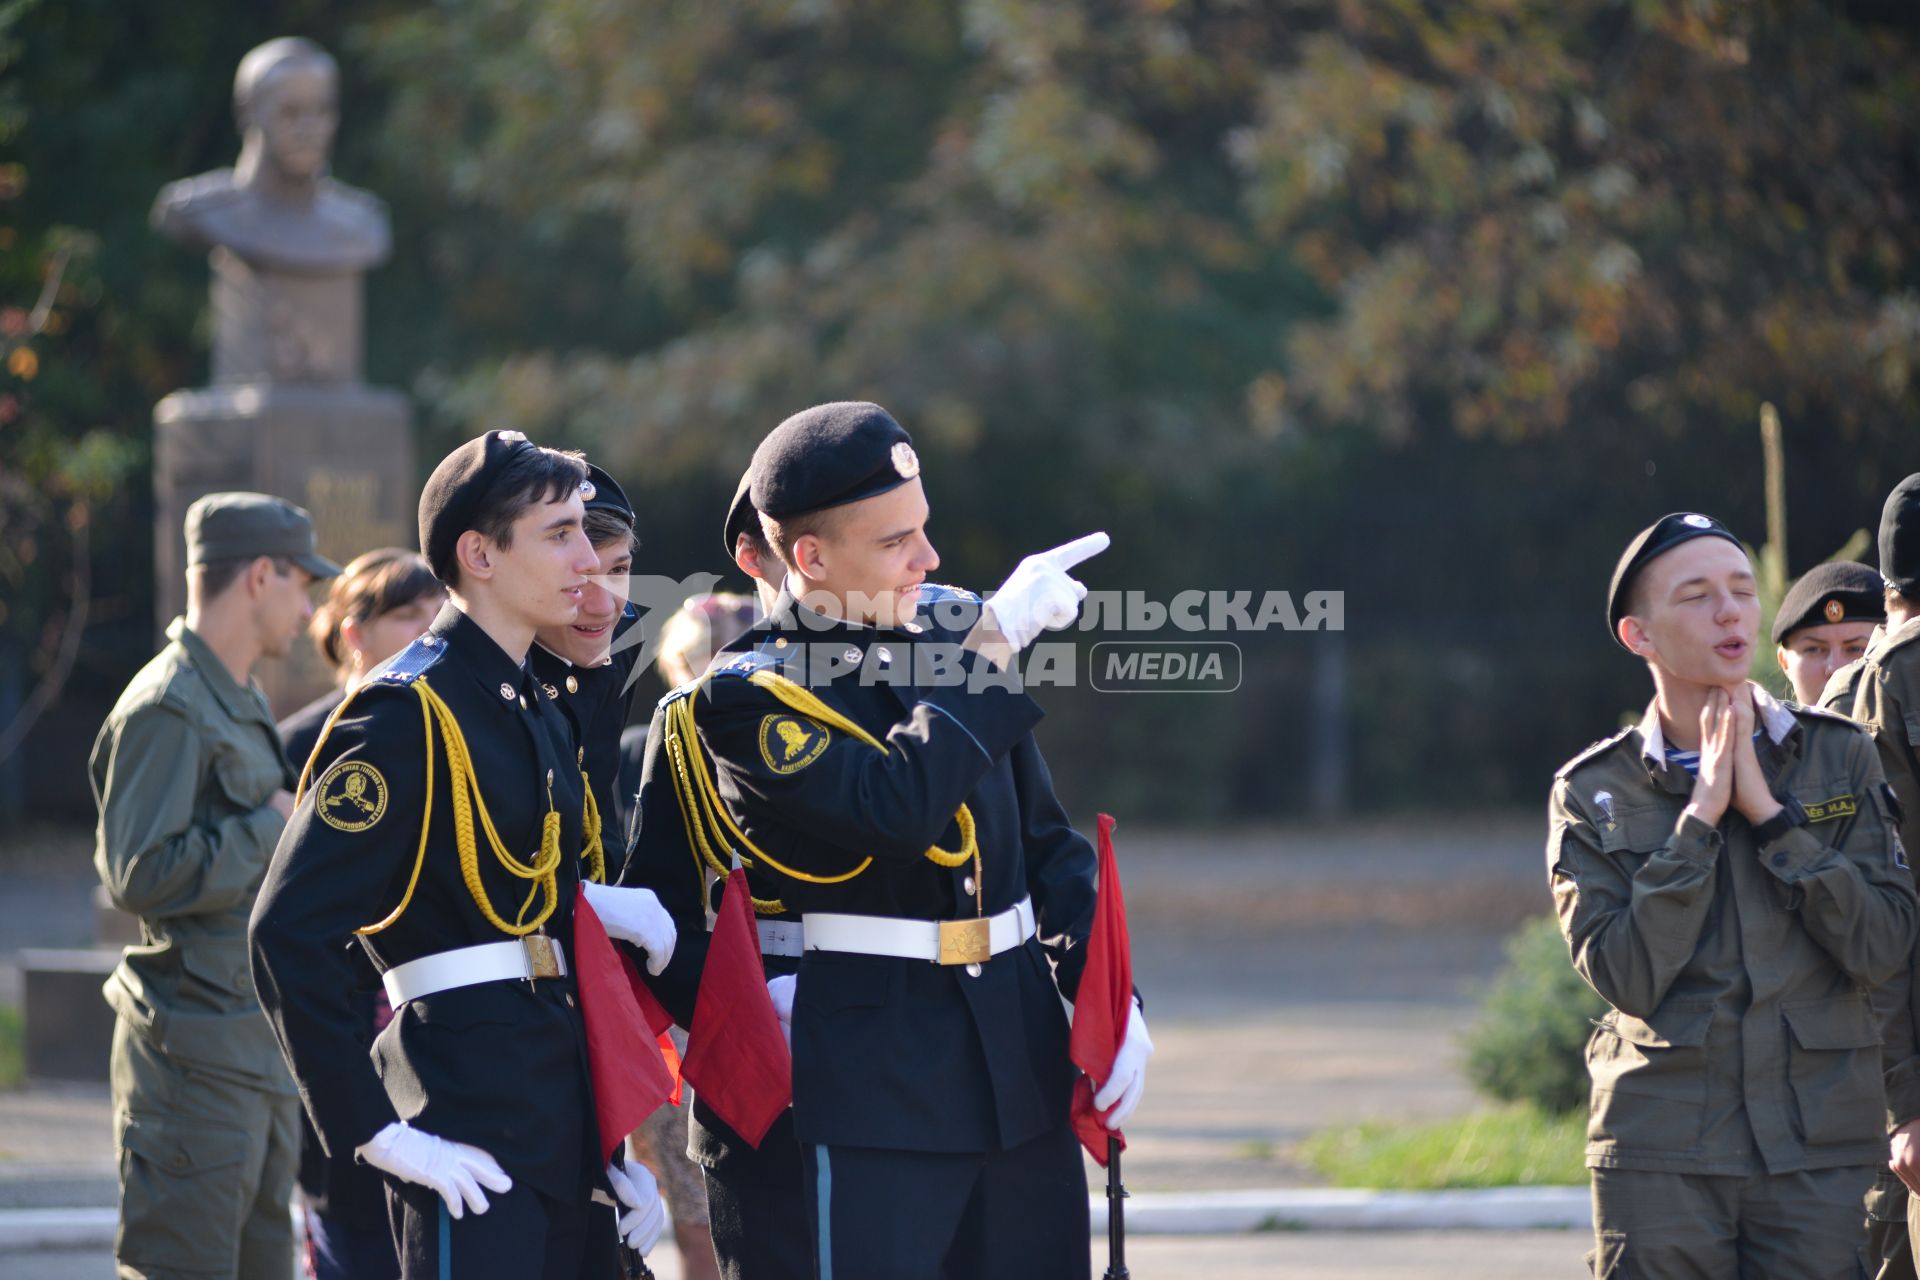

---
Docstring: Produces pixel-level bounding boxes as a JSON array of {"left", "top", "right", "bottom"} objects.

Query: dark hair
[
  {"left": 310, "top": 548, "right": 442, "bottom": 672},
  {"left": 583, "top": 508, "right": 638, "bottom": 557},
  {"left": 760, "top": 507, "right": 842, "bottom": 574},
  {"left": 448, "top": 447, "right": 589, "bottom": 587},
  {"left": 195, "top": 554, "right": 294, "bottom": 601}
]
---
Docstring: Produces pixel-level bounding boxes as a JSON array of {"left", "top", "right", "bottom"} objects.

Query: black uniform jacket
[
  {"left": 249, "top": 604, "right": 600, "bottom": 1200},
  {"left": 619, "top": 583, "right": 1100, "bottom": 1156}
]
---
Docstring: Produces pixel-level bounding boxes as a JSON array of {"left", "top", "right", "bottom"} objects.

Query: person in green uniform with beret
[
  {"left": 1549, "top": 511, "right": 1915, "bottom": 1277},
  {"left": 1775, "top": 560, "right": 1886, "bottom": 708}
]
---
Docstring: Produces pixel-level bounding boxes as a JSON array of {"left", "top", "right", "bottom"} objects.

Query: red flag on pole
[
  {"left": 681, "top": 868, "right": 793, "bottom": 1147},
  {"left": 574, "top": 896, "right": 678, "bottom": 1162},
  {"left": 1069, "top": 812, "right": 1134, "bottom": 1165}
]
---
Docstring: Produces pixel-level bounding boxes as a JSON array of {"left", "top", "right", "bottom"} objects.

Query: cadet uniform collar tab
[
  {"left": 434, "top": 604, "right": 537, "bottom": 699},
  {"left": 167, "top": 616, "right": 273, "bottom": 725},
  {"left": 1749, "top": 684, "right": 1797, "bottom": 745}
]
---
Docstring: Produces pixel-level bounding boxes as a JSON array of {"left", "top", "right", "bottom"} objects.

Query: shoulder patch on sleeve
[
  {"left": 1554, "top": 727, "right": 1632, "bottom": 780},
  {"left": 757, "top": 714, "right": 829, "bottom": 774},
  {"left": 369, "top": 635, "right": 447, "bottom": 686},
  {"left": 315, "top": 759, "right": 389, "bottom": 832}
]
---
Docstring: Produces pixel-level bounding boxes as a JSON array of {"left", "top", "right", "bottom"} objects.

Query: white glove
[
  {"left": 767, "top": 974, "right": 795, "bottom": 1047},
  {"left": 1090, "top": 999, "right": 1153, "bottom": 1131},
  {"left": 606, "top": 1160, "right": 668, "bottom": 1255},
  {"left": 982, "top": 532, "right": 1110, "bottom": 652},
  {"left": 356, "top": 1121, "right": 512, "bottom": 1219},
  {"left": 579, "top": 881, "right": 677, "bottom": 975}
]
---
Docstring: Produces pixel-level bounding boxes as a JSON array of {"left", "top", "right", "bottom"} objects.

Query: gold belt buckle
[
  {"left": 937, "top": 918, "right": 992, "bottom": 966},
  {"left": 522, "top": 934, "right": 561, "bottom": 981}
]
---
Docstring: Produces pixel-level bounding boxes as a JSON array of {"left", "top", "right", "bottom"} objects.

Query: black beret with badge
[
  {"left": 722, "top": 465, "right": 757, "bottom": 558},
  {"left": 418, "top": 430, "right": 593, "bottom": 582},
  {"left": 1606, "top": 512, "right": 1744, "bottom": 648},
  {"left": 1881, "top": 473, "right": 1920, "bottom": 597},
  {"left": 749, "top": 401, "right": 921, "bottom": 520},
  {"left": 583, "top": 463, "right": 633, "bottom": 525},
  {"left": 1770, "top": 560, "right": 1885, "bottom": 644}
]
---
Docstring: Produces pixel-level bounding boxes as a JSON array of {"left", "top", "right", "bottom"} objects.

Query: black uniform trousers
[
  {"left": 700, "top": 1108, "right": 812, "bottom": 1280},
  {"left": 386, "top": 1175, "right": 618, "bottom": 1280},
  {"left": 800, "top": 1120, "right": 1088, "bottom": 1280}
]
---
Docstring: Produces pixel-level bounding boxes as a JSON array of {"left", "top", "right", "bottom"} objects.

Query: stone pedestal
[{"left": 154, "top": 383, "right": 414, "bottom": 716}]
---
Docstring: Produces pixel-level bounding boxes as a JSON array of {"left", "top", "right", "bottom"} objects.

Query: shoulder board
[
  {"left": 657, "top": 680, "right": 698, "bottom": 710},
  {"left": 707, "top": 641, "right": 790, "bottom": 682},
  {"left": 369, "top": 634, "right": 448, "bottom": 687},
  {"left": 918, "top": 581, "right": 981, "bottom": 607},
  {"left": 1554, "top": 726, "right": 1633, "bottom": 780}
]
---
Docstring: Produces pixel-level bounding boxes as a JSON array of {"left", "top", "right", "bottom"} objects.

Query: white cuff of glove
[
  {"left": 579, "top": 881, "right": 677, "bottom": 975},
  {"left": 1089, "top": 998, "right": 1153, "bottom": 1131},
  {"left": 767, "top": 974, "right": 795, "bottom": 1047},
  {"left": 606, "top": 1160, "right": 667, "bottom": 1255},
  {"left": 356, "top": 1121, "right": 512, "bottom": 1219}
]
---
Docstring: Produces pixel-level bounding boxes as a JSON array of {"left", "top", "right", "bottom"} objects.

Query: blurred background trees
[{"left": 5, "top": 0, "right": 1919, "bottom": 822}]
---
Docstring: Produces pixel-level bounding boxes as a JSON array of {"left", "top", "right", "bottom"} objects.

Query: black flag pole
[
  {"left": 618, "top": 1242, "right": 657, "bottom": 1280},
  {"left": 1104, "top": 1134, "right": 1130, "bottom": 1279}
]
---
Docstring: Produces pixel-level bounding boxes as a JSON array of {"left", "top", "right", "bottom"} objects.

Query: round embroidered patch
[
  {"left": 316, "top": 760, "right": 389, "bottom": 833},
  {"left": 758, "top": 715, "right": 829, "bottom": 775}
]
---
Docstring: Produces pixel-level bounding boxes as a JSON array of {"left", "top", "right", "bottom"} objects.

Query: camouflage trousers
[
  {"left": 110, "top": 1017, "right": 300, "bottom": 1280},
  {"left": 1590, "top": 1165, "right": 1874, "bottom": 1278}
]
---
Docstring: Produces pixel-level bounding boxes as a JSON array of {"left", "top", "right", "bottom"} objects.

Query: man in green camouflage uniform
[
  {"left": 90, "top": 493, "right": 338, "bottom": 1279},
  {"left": 1550, "top": 512, "right": 1915, "bottom": 1277},
  {"left": 1843, "top": 475, "right": 1920, "bottom": 1275}
]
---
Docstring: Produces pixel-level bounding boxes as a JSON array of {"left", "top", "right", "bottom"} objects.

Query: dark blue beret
[
  {"left": 1772, "top": 560, "right": 1884, "bottom": 644},
  {"left": 1606, "top": 512, "right": 1744, "bottom": 648},
  {"left": 583, "top": 463, "right": 633, "bottom": 525},
  {"left": 722, "top": 465, "right": 757, "bottom": 558},
  {"left": 1880, "top": 473, "right": 1920, "bottom": 596},
  {"left": 749, "top": 402, "right": 921, "bottom": 520}
]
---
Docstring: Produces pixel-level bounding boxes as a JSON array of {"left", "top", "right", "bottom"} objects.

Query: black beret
[
  {"left": 1880, "top": 473, "right": 1920, "bottom": 597},
  {"left": 1606, "top": 512, "right": 1744, "bottom": 648},
  {"left": 1772, "top": 560, "right": 1886, "bottom": 644},
  {"left": 583, "top": 463, "right": 633, "bottom": 526},
  {"left": 722, "top": 465, "right": 757, "bottom": 558},
  {"left": 749, "top": 402, "right": 921, "bottom": 520},
  {"left": 417, "top": 430, "right": 542, "bottom": 582}
]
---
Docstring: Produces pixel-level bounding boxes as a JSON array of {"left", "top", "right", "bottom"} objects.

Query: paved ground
[{"left": 0, "top": 814, "right": 1581, "bottom": 1275}]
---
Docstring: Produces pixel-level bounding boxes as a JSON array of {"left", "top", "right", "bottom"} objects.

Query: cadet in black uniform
[
  {"left": 530, "top": 464, "right": 644, "bottom": 880},
  {"left": 632, "top": 402, "right": 1153, "bottom": 1280},
  {"left": 249, "top": 432, "right": 674, "bottom": 1278}
]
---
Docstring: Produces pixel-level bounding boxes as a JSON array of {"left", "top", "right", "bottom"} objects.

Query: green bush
[{"left": 1463, "top": 915, "right": 1609, "bottom": 1115}]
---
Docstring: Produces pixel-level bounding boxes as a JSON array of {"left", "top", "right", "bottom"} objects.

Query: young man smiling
[
  {"left": 250, "top": 432, "right": 674, "bottom": 1278},
  {"left": 1549, "top": 512, "right": 1915, "bottom": 1278},
  {"left": 635, "top": 401, "right": 1151, "bottom": 1280}
]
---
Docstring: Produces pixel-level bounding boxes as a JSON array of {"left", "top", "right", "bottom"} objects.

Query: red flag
[
  {"left": 1069, "top": 813, "right": 1133, "bottom": 1165},
  {"left": 574, "top": 896, "right": 678, "bottom": 1162},
  {"left": 681, "top": 869, "right": 793, "bottom": 1147},
  {"left": 617, "top": 946, "right": 685, "bottom": 1107}
]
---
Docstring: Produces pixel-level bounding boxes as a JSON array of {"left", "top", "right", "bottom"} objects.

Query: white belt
[
  {"left": 802, "top": 897, "right": 1034, "bottom": 966},
  {"left": 382, "top": 936, "right": 568, "bottom": 1007},
  {"left": 755, "top": 919, "right": 805, "bottom": 958}
]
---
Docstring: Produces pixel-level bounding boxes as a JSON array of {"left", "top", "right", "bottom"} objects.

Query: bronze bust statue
[{"left": 152, "top": 38, "right": 389, "bottom": 382}]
